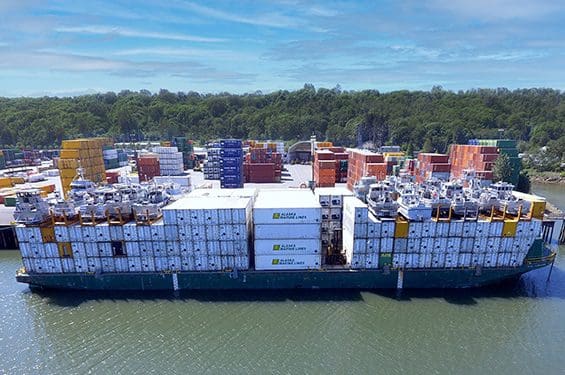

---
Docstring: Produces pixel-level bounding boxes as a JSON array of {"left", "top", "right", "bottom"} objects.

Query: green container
[
  {"left": 495, "top": 139, "right": 517, "bottom": 148},
  {"left": 378, "top": 253, "right": 392, "bottom": 268},
  {"left": 509, "top": 157, "right": 522, "bottom": 168},
  {"left": 4, "top": 195, "right": 17, "bottom": 207},
  {"left": 499, "top": 148, "right": 519, "bottom": 157}
]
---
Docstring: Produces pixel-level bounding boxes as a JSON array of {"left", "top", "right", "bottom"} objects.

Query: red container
[
  {"left": 430, "top": 163, "right": 451, "bottom": 172},
  {"left": 318, "top": 160, "right": 336, "bottom": 169},
  {"left": 315, "top": 150, "right": 335, "bottom": 161}
]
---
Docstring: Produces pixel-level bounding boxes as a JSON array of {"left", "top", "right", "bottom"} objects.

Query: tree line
[{"left": 0, "top": 85, "right": 563, "bottom": 171}]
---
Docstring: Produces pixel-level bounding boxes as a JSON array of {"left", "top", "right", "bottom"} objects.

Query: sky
[{"left": 0, "top": 0, "right": 564, "bottom": 97}]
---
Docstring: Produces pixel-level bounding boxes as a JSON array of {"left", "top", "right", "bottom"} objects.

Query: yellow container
[
  {"left": 394, "top": 219, "right": 409, "bottom": 238},
  {"left": 58, "top": 158, "right": 80, "bottom": 169},
  {"left": 41, "top": 226, "right": 56, "bottom": 242},
  {"left": 383, "top": 152, "right": 405, "bottom": 157},
  {"left": 10, "top": 177, "right": 25, "bottom": 185},
  {"left": 57, "top": 242, "right": 73, "bottom": 258},
  {"left": 60, "top": 149, "right": 80, "bottom": 159},
  {"left": 90, "top": 149, "right": 103, "bottom": 158},
  {"left": 0, "top": 177, "right": 12, "bottom": 188},
  {"left": 62, "top": 140, "right": 82, "bottom": 149},
  {"left": 38, "top": 184, "right": 55, "bottom": 194},
  {"left": 502, "top": 220, "right": 518, "bottom": 237},
  {"left": 60, "top": 168, "right": 78, "bottom": 179},
  {"left": 529, "top": 201, "right": 546, "bottom": 220}
]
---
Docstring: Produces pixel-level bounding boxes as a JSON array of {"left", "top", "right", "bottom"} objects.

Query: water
[{"left": 1, "top": 185, "right": 564, "bottom": 374}]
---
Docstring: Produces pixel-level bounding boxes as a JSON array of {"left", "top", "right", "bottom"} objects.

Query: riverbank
[{"left": 528, "top": 171, "right": 565, "bottom": 185}]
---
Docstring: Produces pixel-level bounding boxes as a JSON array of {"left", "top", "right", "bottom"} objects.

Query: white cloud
[
  {"left": 113, "top": 47, "right": 256, "bottom": 61},
  {"left": 428, "top": 0, "right": 560, "bottom": 20},
  {"left": 176, "top": 1, "right": 304, "bottom": 29},
  {"left": 55, "top": 25, "right": 226, "bottom": 43}
]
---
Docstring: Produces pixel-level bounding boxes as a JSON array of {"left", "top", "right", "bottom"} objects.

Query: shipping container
[{"left": 255, "top": 254, "right": 321, "bottom": 270}]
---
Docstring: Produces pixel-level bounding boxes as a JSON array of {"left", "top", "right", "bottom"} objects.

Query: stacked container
[
  {"left": 314, "top": 187, "right": 354, "bottom": 262},
  {"left": 253, "top": 190, "right": 322, "bottom": 270},
  {"left": 117, "top": 149, "right": 128, "bottom": 167},
  {"left": 342, "top": 197, "right": 395, "bottom": 269},
  {"left": 58, "top": 138, "right": 109, "bottom": 197},
  {"left": 244, "top": 146, "right": 283, "bottom": 183},
  {"left": 172, "top": 137, "right": 195, "bottom": 170},
  {"left": 340, "top": 194, "right": 543, "bottom": 270},
  {"left": 17, "top": 192, "right": 254, "bottom": 274},
  {"left": 313, "top": 147, "right": 349, "bottom": 187},
  {"left": 219, "top": 139, "right": 243, "bottom": 188},
  {"left": 346, "top": 149, "right": 386, "bottom": 190},
  {"left": 160, "top": 195, "right": 253, "bottom": 271},
  {"left": 415, "top": 153, "right": 451, "bottom": 182},
  {"left": 153, "top": 146, "right": 184, "bottom": 176},
  {"left": 203, "top": 143, "right": 221, "bottom": 180},
  {"left": 103, "top": 146, "right": 119, "bottom": 170},
  {"left": 137, "top": 153, "right": 160, "bottom": 182}
]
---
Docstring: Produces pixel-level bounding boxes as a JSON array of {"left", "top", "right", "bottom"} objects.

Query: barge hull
[{"left": 16, "top": 263, "right": 548, "bottom": 291}]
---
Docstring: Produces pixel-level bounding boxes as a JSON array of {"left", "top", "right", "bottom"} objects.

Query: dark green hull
[{"left": 16, "top": 261, "right": 552, "bottom": 291}]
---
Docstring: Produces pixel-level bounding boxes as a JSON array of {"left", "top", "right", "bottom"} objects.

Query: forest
[{"left": 0, "top": 85, "right": 563, "bottom": 171}]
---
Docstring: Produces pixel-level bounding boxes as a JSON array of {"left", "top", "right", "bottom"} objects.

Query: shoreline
[{"left": 529, "top": 173, "right": 565, "bottom": 185}]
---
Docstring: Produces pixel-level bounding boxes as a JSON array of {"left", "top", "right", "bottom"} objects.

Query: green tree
[
  {"left": 516, "top": 170, "right": 531, "bottom": 193},
  {"left": 492, "top": 154, "right": 513, "bottom": 182}
]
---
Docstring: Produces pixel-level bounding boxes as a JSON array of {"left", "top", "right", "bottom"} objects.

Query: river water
[{"left": 0, "top": 185, "right": 563, "bottom": 374}]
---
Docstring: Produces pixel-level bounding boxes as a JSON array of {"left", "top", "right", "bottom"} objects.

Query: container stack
[
  {"left": 17, "top": 193, "right": 253, "bottom": 275},
  {"left": 159, "top": 195, "right": 252, "bottom": 271},
  {"left": 450, "top": 144, "right": 499, "bottom": 182},
  {"left": 17, "top": 225, "right": 66, "bottom": 274},
  {"left": 415, "top": 153, "right": 451, "bottom": 182},
  {"left": 250, "top": 140, "right": 285, "bottom": 154},
  {"left": 117, "top": 149, "right": 128, "bottom": 167},
  {"left": 340, "top": 196, "right": 543, "bottom": 270},
  {"left": 153, "top": 146, "right": 184, "bottom": 176},
  {"left": 315, "top": 187, "right": 354, "bottom": 262},
  {"left": 243, "top": 147, "right": 283, "bottom": 183},
  {"left": 219, "top": 139, "right": 243, "bottom": 188},
  {"left": 342, "top": 197, "right": 395, "bottom": 269},
  {"left": 346, "top": 149, "right": 385, "bottom": 190},
  {"left": 203, "top": 143, "right": 221, "bottom": 180},
  {"left": 172, "top": 137, "right": 195, "bottom": 170},
  {"left": 137, "top": 153, "right": 160, "bottom": 182},
  {"left": 467, "top": 139, "right": 521, "bottom": 185},
  {"left": 103, "top": 146, "right": 119, "bottom": 170},
  {"left": 23, "top": 150, "right": 40, "bottom": 165},
  {"left": 313, "top": 150, "right": 336, "bottom": 187},
  {"left": 58, "top": 138, "right": 109, "bottom": 197},
  {"left": 312, "top": 147, "right": 349, "bottom": 187},
  {"left": 253, "top": 190, "right": 322, "bottom": 270}
]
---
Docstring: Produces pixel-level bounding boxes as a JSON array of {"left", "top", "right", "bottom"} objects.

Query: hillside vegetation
[{"left": 0, "top": 86, "right": 563, "bottom": 170}]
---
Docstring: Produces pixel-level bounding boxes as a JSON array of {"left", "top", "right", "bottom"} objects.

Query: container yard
[{"left": 1, "top": 136, "right": 558, "bottom": 291}]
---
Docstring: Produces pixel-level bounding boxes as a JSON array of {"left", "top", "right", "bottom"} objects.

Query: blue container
[
  {"left": 220, "top": 148, "right": 243, "bottom": 158},
  {"left": 221, "top": 182, "right": 243, "bottom": 188},
  {"left": 221, "top": 164, "right": 243, "bottom": 173},
  {"left": 220, "top": 139, "right": 243, "bottom": 149},
  {"left": 220, "top": 174, "right": 242, "bottom": 183},
  {"left": 220, "top": 157, "right": 243, "bottom": 167}
]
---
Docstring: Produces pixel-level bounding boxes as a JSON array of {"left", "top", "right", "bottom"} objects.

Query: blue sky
[{"left": 0, "top": 0, "right": 564, "bottom": 96}]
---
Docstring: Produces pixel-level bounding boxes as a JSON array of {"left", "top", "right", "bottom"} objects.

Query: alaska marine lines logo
[
  {"left": 272, "top": 212, "right": 307, "bottom": 220},
  {"left": 271, "top": 258, "right": 305, "bottom": 265},
  {"left": 272, "top": 243, "right": 308, "bottom": 252}
]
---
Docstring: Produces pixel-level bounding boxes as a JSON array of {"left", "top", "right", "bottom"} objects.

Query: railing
[{"left": 524, "top": 251, "right": 557, "bottom": 265}]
